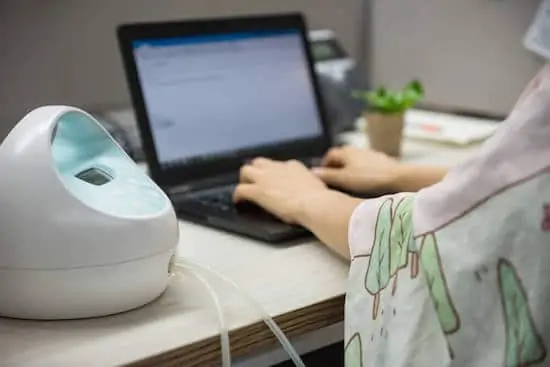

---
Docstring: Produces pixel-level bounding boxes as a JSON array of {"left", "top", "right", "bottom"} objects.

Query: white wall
[
  {"left": 0, "top": 0, "right": 359, "bottom": 137},
  {"left": 0, "top": 0, "right": 545, "bottom": 138},
  {"left": 370, "top": 0, "right": 543, "bottom": 116}
]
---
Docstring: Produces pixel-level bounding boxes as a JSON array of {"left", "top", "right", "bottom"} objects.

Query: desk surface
[{"left": 0, "top": 135, "right": 481, "bottom": 367}]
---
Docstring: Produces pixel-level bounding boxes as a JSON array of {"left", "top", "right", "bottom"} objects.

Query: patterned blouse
[{"left": 344, "top": 65, "right": 550, "bottom": 366}]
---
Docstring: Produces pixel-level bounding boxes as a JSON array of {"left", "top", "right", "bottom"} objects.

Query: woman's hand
[
  {"left": 233, "top": 158, "right": 329, "bottom": 224},
  {"left": 313, "top": 146, "right": 402, "bottom": 194},
  {"left": 233, "top": 157, "right": 362, "bottom": 259},
  {"left": 314, "top": 146, "right": 449, "bottom": 193}
]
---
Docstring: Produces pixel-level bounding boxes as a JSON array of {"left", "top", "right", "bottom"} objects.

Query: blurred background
[{"left": 0, "top": 0, "right": 543, "bottom": 139}]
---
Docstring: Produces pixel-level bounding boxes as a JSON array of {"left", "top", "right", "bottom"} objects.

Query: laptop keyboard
[
  {"left": 195, "top": 186, "right": 236, "bottom": 212},
  {"left": 180, "top": 185, "right": 284, "bottom": 221},
  {"left": 175, "top": 157, "right": 324, "bottom": 219}
]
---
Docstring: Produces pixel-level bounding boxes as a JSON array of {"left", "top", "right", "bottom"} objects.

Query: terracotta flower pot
[{"left": 365, "top": 112, "right": 404, "bottom": 157}]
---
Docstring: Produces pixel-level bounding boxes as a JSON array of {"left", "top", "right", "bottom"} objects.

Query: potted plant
[{"left": 353, "top": 80, "right": 424, "bottom": 157}]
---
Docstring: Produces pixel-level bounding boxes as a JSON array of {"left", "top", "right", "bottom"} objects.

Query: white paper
[
  {"left": 404, "top": 109, "right": 499, "bottom": 145},
  {"left": 355, "top": 109, "right": 499, "bottom": 146},
  {"left": 524, "top": 0, "right": 550, "bottom": 59}
]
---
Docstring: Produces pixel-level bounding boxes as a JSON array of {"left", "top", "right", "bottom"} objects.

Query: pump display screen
[{"left": 75, "top": 167, "right": 112, "bottom": 186}]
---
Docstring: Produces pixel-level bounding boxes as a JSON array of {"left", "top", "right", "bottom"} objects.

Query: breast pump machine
[{"left": 0, "top": 106, "right": 305, "bottom": 367}]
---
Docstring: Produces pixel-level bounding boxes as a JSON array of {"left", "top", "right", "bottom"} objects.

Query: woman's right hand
[
  {"left": 313, "top": 146, "right": 449, "bottom": 194},
  {"left": 313, "top": 146, "right": 403, "bottom": 194}
]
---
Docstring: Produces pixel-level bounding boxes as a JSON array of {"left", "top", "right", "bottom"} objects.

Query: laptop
[{"left": 117, "top": 13, "right": 334, "bottom": 242}]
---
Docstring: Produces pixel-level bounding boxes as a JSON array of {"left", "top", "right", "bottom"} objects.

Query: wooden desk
[{"left": 0, "top": 134, "right": 480, "bottom": 367}]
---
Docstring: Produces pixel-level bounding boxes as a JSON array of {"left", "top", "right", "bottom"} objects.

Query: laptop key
[{"left": 192, "top": 186, "right": 236, "bottom": 209}]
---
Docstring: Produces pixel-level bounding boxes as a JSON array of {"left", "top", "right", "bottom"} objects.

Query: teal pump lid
[{"left": 51, "top": 110, "right": 166, "bottom": 218}]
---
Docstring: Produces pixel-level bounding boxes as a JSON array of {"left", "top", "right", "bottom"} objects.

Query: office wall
[
  {"left": 0, "top": 1, "right": 546, "bottom": 139},
  {"left": 0, "top": 0, "right": 360, "bottom": 138},
  {"left": 370, "top": 0, "right": 544, "bottom": 116}
]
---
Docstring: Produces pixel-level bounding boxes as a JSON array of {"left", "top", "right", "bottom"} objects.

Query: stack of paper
[{"left": 403, "top": 109, "right": 500, "bottom": 145}]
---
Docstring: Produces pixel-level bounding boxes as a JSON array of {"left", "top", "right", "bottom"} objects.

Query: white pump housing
[{"left": 0, "top": 106, "right": 178, "bottom": 320}]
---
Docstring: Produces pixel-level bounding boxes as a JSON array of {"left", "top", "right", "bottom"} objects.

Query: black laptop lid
[{"left": 117, "top": 13, "right": 331, "bottom": 188}]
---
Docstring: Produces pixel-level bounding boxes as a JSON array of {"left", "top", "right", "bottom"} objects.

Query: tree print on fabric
[
  {"left": 361, "top": 196, "right": 462, "bottom": 359},
  {"left": 541, "top": 204, "right": 550, "bottom": 231},
  {"left": 417, "top": 233, "right": 460, "bottom": 335},
  {"left": 409, "top": 231, "right": 419, "bottom": 279},
  {"left": 364, "top": 196, "right": 415, "bottom": 319},
  {"left": 497, "top": 258, "right": 547, "bottom": 367},
  {"left": 410, "top": 232, "right": 461, "bottom": 360},
  {"left": 345, "top": 332, "right": 363, "bottom": 367}
]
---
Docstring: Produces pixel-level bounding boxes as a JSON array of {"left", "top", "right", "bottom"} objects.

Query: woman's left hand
[{"left": 233, "top": 158, "right": 329, "bottom": 224}]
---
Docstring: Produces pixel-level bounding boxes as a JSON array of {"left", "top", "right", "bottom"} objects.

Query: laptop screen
[{"left": 132, "top": 30, "right": 324, "bottom": 169}]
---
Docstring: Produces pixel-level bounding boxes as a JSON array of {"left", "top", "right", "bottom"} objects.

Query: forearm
[
  {"left": 389, "top": 164, "right": 448, "bottom": 192},
  {"left": 295, "top": 191, "right": 363, "bottom": 260}
]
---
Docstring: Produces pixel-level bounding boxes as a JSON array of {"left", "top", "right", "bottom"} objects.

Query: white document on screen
[{"left": 524, "top": 0, "right": 550, "bottom": 59}]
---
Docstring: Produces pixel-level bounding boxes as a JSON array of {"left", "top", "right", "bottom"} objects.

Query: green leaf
[
  {"left": 391, "top": 92, "right": 404, "bottom": 112},
  {"left": 354, "top": 79, "right": 424, "bottom": 113},
  {"left": 407, "top": 79, "right": 424, "bottom": 95},
  {"left": 376, "top": 86, "right": 388, "bottom": 98},
  {"left": 401, "top": 79, "right": 424, "bottom": 110},
  {"left": 366, "top": 92, "right": 392, "bottom": 112}
]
